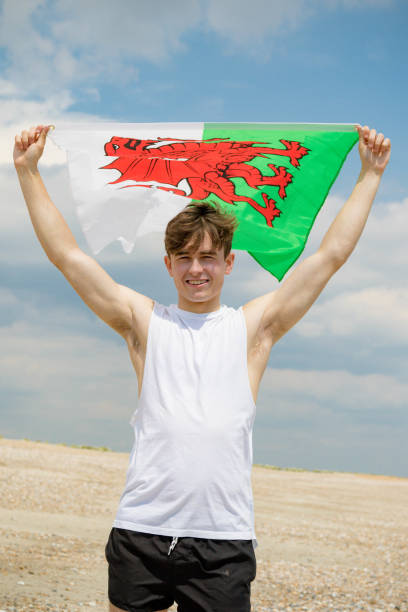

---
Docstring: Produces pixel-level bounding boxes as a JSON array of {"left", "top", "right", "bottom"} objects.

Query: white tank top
[{"left": 114, "top": 302, "right": 257, "bottom": 546}]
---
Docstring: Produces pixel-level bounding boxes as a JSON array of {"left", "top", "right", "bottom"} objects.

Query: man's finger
[
  {"left": 368, "top": 128, "right": 377, "bottom": 149},
  {"left": 15, "top": 134, "right": 23, "bottom": 150},
  {"left": 381, "top": 138, "right": 391, "bottom": 154},
  {"left": 358, "top": 125, "right": 370, "bottom": 146},
  {"left": 373, "top": 133, "right": 384, "bottom": 154},
  {"left": 34, "top": 125, "right": 44, "bottom": 141},
  {"left": 37, "top": 126, "right": 49, "bottom": 146},
  {"left": 28, "top": 127, "right": 37, "bottom": 145},
  {"left": 21, "top": 130, "right": 29, "bottom": 149}
]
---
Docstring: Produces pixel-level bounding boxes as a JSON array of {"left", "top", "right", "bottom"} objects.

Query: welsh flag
[{"left": 50, "top": 122, "right": 358, "bottom": 280}]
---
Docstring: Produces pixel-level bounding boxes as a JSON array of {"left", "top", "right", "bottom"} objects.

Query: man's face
[{"left": 164, "top": 233, "right": 235, "bottom": 310}]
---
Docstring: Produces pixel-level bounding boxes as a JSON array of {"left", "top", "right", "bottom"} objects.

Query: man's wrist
[
  {"left": 358, "top": 166, "right": 383, "bottom": 183},
  {"left": 15, "top": 163, "right": 40, "bottom": 178}
]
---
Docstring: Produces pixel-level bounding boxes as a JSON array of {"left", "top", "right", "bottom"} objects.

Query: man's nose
[{"left": 189, "top": 257, "right": 204, "bottom": 274}]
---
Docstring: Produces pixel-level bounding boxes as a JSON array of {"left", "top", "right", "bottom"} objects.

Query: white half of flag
[{"left": 50, "top": 122, "right": 204, "bottom": 253}]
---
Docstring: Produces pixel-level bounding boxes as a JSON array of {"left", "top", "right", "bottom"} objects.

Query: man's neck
[{"left": 177, "top": 296, "right": 221, "bottom": 314}]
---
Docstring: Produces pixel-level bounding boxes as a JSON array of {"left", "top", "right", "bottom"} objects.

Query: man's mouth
[{"left": 186, "top": 279, "right": 209, "bottom": 286}]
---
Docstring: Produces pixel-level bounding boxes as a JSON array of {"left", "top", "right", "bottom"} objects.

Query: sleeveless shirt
[{"left": 114, "top": 302, "right": 257, "bottom": 547}]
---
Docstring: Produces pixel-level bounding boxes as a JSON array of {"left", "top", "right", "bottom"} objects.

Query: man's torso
[{"left": 114, "top": 302, "right": 258, "bottom": 540}]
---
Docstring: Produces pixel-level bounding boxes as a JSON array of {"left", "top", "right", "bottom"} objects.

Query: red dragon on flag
[{"left": 102, "top": 136, "right": 310, "bottom": 227}]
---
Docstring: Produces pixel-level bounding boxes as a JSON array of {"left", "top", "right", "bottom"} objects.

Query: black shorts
[{"left": 105, "top": 527, "right": 257, "bottom": 612}]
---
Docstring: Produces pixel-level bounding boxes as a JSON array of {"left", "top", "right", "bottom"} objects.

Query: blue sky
[{"left": 1, "top": 0, "right": 407, "bottom": 477}]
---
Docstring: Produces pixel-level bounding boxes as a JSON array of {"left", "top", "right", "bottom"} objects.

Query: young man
[{"left": 14, "top": 124, "right": 390, "bottom": 612}]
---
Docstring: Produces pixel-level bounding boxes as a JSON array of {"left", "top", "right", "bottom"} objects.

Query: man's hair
[{"left": 165, "top": 201, "right": 238, "bottom": 258}]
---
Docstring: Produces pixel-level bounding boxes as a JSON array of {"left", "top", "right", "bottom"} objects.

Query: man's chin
[
  {"left": 187, "top": 293, "right": 210, "bottom": 303},
  {"left": 180, "top": 290, "right": 214, "bottom": 304}
]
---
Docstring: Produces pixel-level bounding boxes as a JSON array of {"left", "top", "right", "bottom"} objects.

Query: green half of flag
[{"left": 200, "top": 123, "right": 358, "bottom": 281}]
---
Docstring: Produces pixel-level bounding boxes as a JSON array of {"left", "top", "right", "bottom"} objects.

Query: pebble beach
[{"left": 0, "top": 438, "right": 407, "bottom": 611}]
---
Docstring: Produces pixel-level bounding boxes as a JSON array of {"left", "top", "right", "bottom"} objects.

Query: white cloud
[
  {"left": 0, "top": 0, "right": 201, "bottom": 95},
  {"left": 0, "top": 92, "right": 75, "bottom": 129},
  {"left": 0, "top": 319, "right": 122, "bottom": 388},
  {"left": 351, "top": 198, "right": 408, "bottom": 281},
  {"left": 301, "top": 195, "right": 408, "bottom": 277},
  {"left": 204, "top": 0, "right": 393, "bottom": 53},
  {"left": 0, "top": 313, "right": 136, "bottom": 420},
  {"left": 260, "top": 367, "right": 408, "bottom": 414},
  {"left": 303, "top": 196, "right": 408, "bottom": 296},
  {"left": 0, "top": 165, "right": 80, "bottom": 250},
  {"left": 0, "top": 288, "right": 19, "bottom": 308},
  {"left": 0, "top": 78, "right": 19, "bottom": 97},
  {"left": 297, "top": 287, "right": 408, "bottom": 341},
  {"left": 0, "top": 0, "right": 55, "bottom": 88},
  {"left": 283, "top": 196, "right": 408, "bottom": 343},
  {"left": 52, "top": 0, "right": 201, "bottom": 63},
  {"left": 230, "top": 252, "right": 280, "bottom": 298},
  {"left": 205, "top": 0, "right": 308, "bottom": 48}
]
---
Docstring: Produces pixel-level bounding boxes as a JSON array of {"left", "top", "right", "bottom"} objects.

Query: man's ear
[
  {"left": 224, "top": 251, "right": 235, "bottom": 276},
  {"left": 164, "top": 254, "right": 173, "bottom": 277}
]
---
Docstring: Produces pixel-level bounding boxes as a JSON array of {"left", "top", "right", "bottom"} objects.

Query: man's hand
[
  {"left": 356, "top": 124, "right": 391, "bottom": 176},
  {"left": 14, "top": 125, "right": 51, "bottom": 171}
]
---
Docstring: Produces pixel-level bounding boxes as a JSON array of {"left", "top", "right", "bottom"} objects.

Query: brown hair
[{"left": 165, "top": 201, "right": 238, "bottom": 258}]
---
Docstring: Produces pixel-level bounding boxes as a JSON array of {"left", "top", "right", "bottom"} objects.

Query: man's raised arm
[
  {"left": 14, "top": 125, "right": 153, "bottom": 339},
  {"left": 245, "top": 125, "right": 391, "bottom": 346}
]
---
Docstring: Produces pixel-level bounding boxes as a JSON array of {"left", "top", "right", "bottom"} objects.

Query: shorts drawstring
[{"left": 168, "top": 536, "right": 179, "bottom": 556}]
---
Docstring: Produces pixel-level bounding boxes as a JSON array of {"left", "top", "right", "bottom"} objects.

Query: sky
[{"left": 1, "top": 0, "right": 407, "bottom": 477}]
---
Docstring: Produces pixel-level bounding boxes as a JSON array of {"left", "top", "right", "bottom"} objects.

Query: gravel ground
[{"left": 0, "top": 438, "right": 407, "bottom": 611}]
